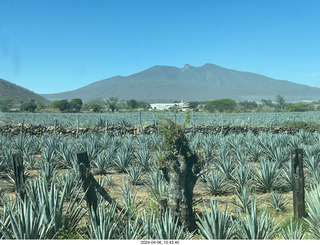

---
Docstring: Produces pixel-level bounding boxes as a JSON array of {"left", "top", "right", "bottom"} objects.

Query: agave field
[
  {"left": 1, "top": 111, "right": 320, "bottom": 127},
  {"left": 1, "top": 112, "right": 320, "bottom": 239}
]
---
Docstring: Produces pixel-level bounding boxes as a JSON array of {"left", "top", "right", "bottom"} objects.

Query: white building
[
  {"left": 150, "top": 102, "right": 189, "bottom": 111},
  {"left": 150, "top": 103, "right": 175, "bottom": 111}
]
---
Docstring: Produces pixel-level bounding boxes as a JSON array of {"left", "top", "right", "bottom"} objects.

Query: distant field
[
  {"left": 1, "top": 110, "right": 320, "bottom": 239},
  {"left": 1, "top": 111, "right": 320, "bottom": 127}
]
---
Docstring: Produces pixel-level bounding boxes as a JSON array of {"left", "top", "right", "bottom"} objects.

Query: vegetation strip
[{"left": 1, "top": 123, "right": 320, "bottom": 137}]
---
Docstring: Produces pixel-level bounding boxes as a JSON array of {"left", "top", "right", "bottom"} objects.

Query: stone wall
[{"left": 0, "top": 123, "right": 319, "bottom": 137}]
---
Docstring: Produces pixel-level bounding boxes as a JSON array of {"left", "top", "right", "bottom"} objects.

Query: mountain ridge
[
  {"left": 41, "top": 63, "right": 320, "bottom": 102},
  {"left": 0, "top": 78, "right": 48, "bottom": 103}
]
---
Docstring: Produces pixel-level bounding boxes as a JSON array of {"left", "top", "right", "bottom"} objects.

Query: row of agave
[
  {"left": 1, "top": 171, "right": 320, "bottom": 239},
  {"left": 0, "top": 129, "right": 320, "bottom": 239},
  {"left": 1, "top": 130, "right": 320, "bottom": 197},
  {"left": 2, "top": 111, "right": 320, "bottom": 128}
]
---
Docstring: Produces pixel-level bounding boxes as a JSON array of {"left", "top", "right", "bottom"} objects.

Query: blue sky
[{"left": 1, "top": 0, "right": 320, "bottom": 94}]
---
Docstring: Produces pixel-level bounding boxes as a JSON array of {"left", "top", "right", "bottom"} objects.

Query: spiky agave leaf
[
  {"left": 126, "top": 163, "right": 144, "bottom": 186},
  {"left": 196, "top": 199, "right": 235, "bottom": 239},
  {"left": 255, "top": 159, "right": 282, "bottom": 193},
  {"left": 267, "top": 190, "right": 288, "bottom": 212},
  {"left": 282, "top": 219, "right": 306, "bottom": 240},
  {"left": 85, "top": 202, "right": 119, "bottom": 239},
  {"left": 120, "top": 179, "right": 142, "bottom": 215},
  {"left": 2, "top": 197, "right": 55, "bottom": 239},
  {"left": 93, "top": 153, "right": 110, "bottom": 175},
  {"left": 113, "top": 146, "right": 132, "bottom": 173},
  {"left": 140, "top": 209, "right": 156, "bottom": 239},
  {"left": 153, "top": 208, "right": 194, "bottom": 240},
  {"left": 39, "top": 161, "right": 56, "bottom": 187},
  {"left": 134, "top": 145, "right": 152, "bottom": 172},
  {"left": 145, "top": 170, "right": 167, "bottom": 201},
  {"left": 201, "top": 169, "right": 229, "bottom": 196},
  {"left": 119, "top": 211, "right": 145, "bottom": 239},
  {"left": 36, "top": 177, "right": 85, "bottom": 238},
  {"left": 42, "top": 147, "right": 56, "bottom": 164},
  {"left": 232, "top": 185, "right": 255, "bottom": 213},
  {"left": 304, "top": 184, "right": 320, "bottom": 239},
  {"left": 236, "top": 202, "right": 278, "bottom": 239}
]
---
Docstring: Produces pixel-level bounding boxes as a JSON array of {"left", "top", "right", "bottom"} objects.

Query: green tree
[
  {"left": 126, "top": 99, "right": 139, "bottom": 110},
  {"left": 238, "top": 100, "right": 258, "bottom": 111},
  {"left": 159, "top": 115, "right": 203, "bottom": 232},
  {"left": 83, "top": 98, "right": 105, "bottom": 112},
  {"left": 106, "top": 97, "right": 119, "bottom": 112},
  {"left": 0, "top": 97, "right": 14, "bottom": 112},
  {"left": 69, "top": 98, "right": 83, "bottom": 112},
  {"left": 261, "top": 99, "right": 274, "bottom": 108},
  {"left": 188, "top": 101, "right": 201, "bottom": 110},
  {"left": 138, "top": 101, "right": 151, "bottom": 110},
  {"left": 205, "top": 99, "right": 237, "bottom": 113},
  {"left": 20, "top": 99, "right": 37, "bottom": 112},
  {"left": 51, "top": 99, "right": 69, "bottom": 112},
  {"left": 288, "top": 103, "right": 310, "bottom": 112},
  {"left": 276, "top": 95, "right": 286, "bottom": 110}
]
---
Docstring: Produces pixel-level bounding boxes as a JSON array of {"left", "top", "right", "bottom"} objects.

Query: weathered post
[
  {"left": 12, "top": 153, "right": 26, "bottom": 201},
  {"left": 158, "top": 197, "right": 168, "bottom": 217},
  {"left": 77, "top": 151, "right": 98, "bottom": 215},
  {"left": 193, "top": 112, "right": 196, "bottom": 134},
  {"left": 291, "top": 148, "right": 306, "bottom": 219},
  {"left": 76, "top": 118, "right": 79, "bottom": 138},
  {"left": 21, "top": 120, "right": 24, "bottom": 134},
  {"left": 140, "top": 112, "right": 143, "bottom": 134},
  {"left": 54, "top": 119, "right": 58, "bottom": 134},
  {"left": 105, "top": 120, "right": 108, "bottom": 134},
  {"left": 76, "top": 151, "right": 130, "bottom": 218}
]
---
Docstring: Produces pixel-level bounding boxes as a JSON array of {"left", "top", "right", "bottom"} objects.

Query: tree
[
  {"left": 188, "top": 101, "right": 201, "bottom": 110},
  {"left": 158, "top": 115, "right": 204, "bottom": 232},
  {"left": 69, "top": 98, "right": 83, "bottom": 113},
  {"left": 169, "top": 104, "right": 179, "bottom": 113},
  {"left": 276, "top": 95, "right": 286, "bottom": 110},
  {"left": 126, "top": 99, "right": 139, "bottom": 110},
  {"left": 51, "top": 99, "right": 69, "bottom": 112},
  {"left": 20, "top": 100, "right": 37, "bottom": 112},
  {"left": 261, "top": 99, "right": 274, "bottom": 108},
  {"left": 288, "top": 103, "right": 310, "bottom": 112},
  {"left": 0, "top": 97, "right": 14, "bottom": 112},
  {"left": 106, "top": 97, "right": 119, "bottom": 112},
  {"left": 204, "top": 99, "right": 237, "bottom": 113},
  {"left": 238, "top": 100, "right": 258, "bottom": 111},
  {"left": 83, "top": 98, "right": 105, "bottom": 112},
  {"left": 138, "top": 101, "right": 151, "bottom": 110}
]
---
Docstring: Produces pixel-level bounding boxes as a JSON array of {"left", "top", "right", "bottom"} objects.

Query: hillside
[
  {"left": 0, "top": 78, "right": 48, "bottom": 103},
  {"left": 41, "top": 64, "right": 320, "bottom": 102}
]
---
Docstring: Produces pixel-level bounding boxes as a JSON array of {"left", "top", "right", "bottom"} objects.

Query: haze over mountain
[
  {"left": 42, "top": 64, "right": 320, "bottom": 102},
  {"left": 0, "top": 78, "right": 48, "bottom": 103}
]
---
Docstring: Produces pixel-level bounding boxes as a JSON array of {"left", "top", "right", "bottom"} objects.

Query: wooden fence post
[
  {"left": 140, "top": 112, "right": 143, "bottom": 134},
  {"left": 105, "top": 120, "right": 108, "bottom": 134},
  {"left": 21, "top": 120, "right": 24, "bottom": 134},
  {"left": 77, "top": 151, "right": 98, "bottom": 215},
  {"left": 76, "top": 151, "right": 133, "bottom": 219},
  {"left": 76, "top": 118, "right": 79, "bottom": 138},
  {"left": 12, "top": 153, "right": 26, "bottom": 201},
  {"left": 291, "top": 148, "right": 306, "bottom": 219}
]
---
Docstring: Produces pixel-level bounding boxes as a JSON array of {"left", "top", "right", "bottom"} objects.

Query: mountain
[
  {"left": 41, "top": 64, "right": 320, "bottom": 102},
  {"left": 0, "top": 78, "right": 48, "bottom": 103}
]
